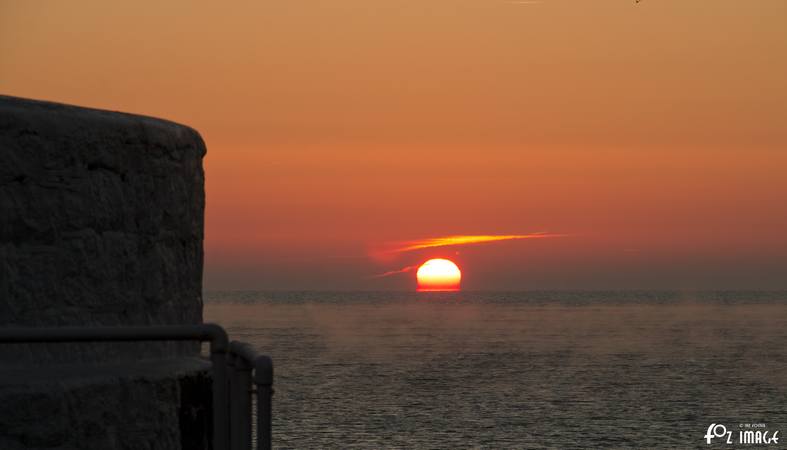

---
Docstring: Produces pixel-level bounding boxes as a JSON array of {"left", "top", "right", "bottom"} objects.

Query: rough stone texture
[
  {"left": 0, "top": 95, "right": 205, "bottom": 364},
  {"left": 0, "top": 96, "right": 211, "bottom": 449}
]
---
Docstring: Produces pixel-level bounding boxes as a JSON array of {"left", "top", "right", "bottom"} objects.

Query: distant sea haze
[{"left": 205, "top": 291, "right": 787, "bottom": 448}]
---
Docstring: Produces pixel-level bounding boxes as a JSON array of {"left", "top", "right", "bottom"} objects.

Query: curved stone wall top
[{"left": 0, "top": 95, "right": 206, "bottom": 364}]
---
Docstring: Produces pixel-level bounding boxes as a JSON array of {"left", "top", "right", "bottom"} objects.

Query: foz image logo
[
  {"left": 705, "top": 424, "right": 733, "bottom": 444},
  {"left": 704, "top": 423, "right": 780, "bottom": 445}
]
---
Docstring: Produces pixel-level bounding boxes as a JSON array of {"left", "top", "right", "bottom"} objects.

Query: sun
[{"left": 416, "top": 258, "right": 461, "bottom": 292}]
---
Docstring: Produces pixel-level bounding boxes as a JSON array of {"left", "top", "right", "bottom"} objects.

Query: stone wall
[
  {"left": 0, "top": 95, "right": 205, "bottom": 363},
  {"left": 0, "top": 96, "right": 211, "bottom": 449}
]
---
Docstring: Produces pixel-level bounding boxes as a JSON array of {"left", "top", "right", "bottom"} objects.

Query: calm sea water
[{"left": 205, "top": 291, "right": 787, "bottom": 449}]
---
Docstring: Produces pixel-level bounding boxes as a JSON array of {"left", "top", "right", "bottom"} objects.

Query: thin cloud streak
[
  {"left": 370, "top": 265, "right": 417, "bottom": 279},
  {"left": 385, "top": 233, "right": 564, "bottom": 253}
]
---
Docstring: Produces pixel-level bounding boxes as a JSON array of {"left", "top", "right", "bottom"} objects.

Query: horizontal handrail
[{"left": 0, "top": 323, "right": 228, "bottom": 349}]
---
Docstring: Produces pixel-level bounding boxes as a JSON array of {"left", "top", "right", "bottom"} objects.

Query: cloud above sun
[
  {"left": 369, "top": 233, "right": 566, "bottom": 277},
  {"left": 381, "top": 233, "right": 563, "bottom": 254}
]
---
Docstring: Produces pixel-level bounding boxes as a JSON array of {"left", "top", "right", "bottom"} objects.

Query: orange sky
[{"left": 2, "top": 0, "right": 786, "bottom": 289}]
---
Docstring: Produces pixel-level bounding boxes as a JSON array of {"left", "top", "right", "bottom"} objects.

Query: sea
[{"left": 204, "top": 291, "right": 787, "bottom": 449}]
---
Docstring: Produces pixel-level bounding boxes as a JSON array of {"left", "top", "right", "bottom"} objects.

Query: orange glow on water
[{"left": 416, "top": 259, "right": 461, "bottom": 292}]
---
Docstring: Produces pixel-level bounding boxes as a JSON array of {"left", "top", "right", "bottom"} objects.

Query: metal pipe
[
  {"left": 211, "top": 347, "right": 229, "bottom": 450},
  {"left": 0, "top": 324, "right": 230, "bottom": 450},
  {"left": 204, "top": 324, "right": 230, "bottom": 450},
  {"left": 227, "top": 351, "right": 238, "bottom": 450},
  {"left": 228, "top": 342, "right": 273, "bottom": 450},
  {"left": 235, "top": 363, "right": 252, "bottom": 450},
  {"left": 0, "top": 324, "right": 225, "bottom": 346},
  {"left": 229, "top": 342, "right": 254, "bottom": 450},
  {"left": 254, "top": 355, "right": 274, "bottom": 450}
]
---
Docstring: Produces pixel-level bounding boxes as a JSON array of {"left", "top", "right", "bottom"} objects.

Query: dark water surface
[{"left": 205, "top": 291, "right": 787, "bottom": 449}]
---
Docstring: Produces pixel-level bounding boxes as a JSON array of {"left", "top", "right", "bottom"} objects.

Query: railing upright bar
[
  {"left": 254, "top": 355, "right": 274, "bottom": 450},
  {"left": 235, "top": 356, "right": 253, "bottom": 449},
  {"left": 228, "top": 352, "right": 239, "bottom": 450},
  {"left": 204, "top": 324, "right": 230, "bottom": 450},
  {"left": 236, "top": 366, "right": 253, "bottom": 450},
  {"left": 228, "top": 342, "right": 273, "bottom": 450},
  {"left": 227, "top": 347, "right": 253, "bottom": 450},
  {"left": 211, "top": 346, "right": 229, "bottom": 450}
]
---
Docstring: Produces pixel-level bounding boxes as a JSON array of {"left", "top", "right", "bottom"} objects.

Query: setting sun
[{"left": 416, "top": 259, "right": 461, "bottom": 292}]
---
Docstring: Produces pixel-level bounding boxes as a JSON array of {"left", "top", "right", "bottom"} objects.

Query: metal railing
[
  {"left": 228, "top": 341, "right": 273, "bottom": 450},
  {"left": 0, "top": 324, "right": 272, "bottom": 450}
]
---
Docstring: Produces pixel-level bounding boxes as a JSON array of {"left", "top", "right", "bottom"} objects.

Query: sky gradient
[{"left": 2, "top": 0, "right": 786, "bottom": 290}]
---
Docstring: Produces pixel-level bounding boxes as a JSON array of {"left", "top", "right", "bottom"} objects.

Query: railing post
[
  {"left": 206, "top": 325, "right": 230, "bottom": 450},
  {"left": 254, "top": 355, "right": 274, "bottom": 450},
  {"left": 234, "top": 355, "right": 253, "bottom": 449},
  {"left": 228, "top": 352, "right": 238, "bottom": 449}
]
